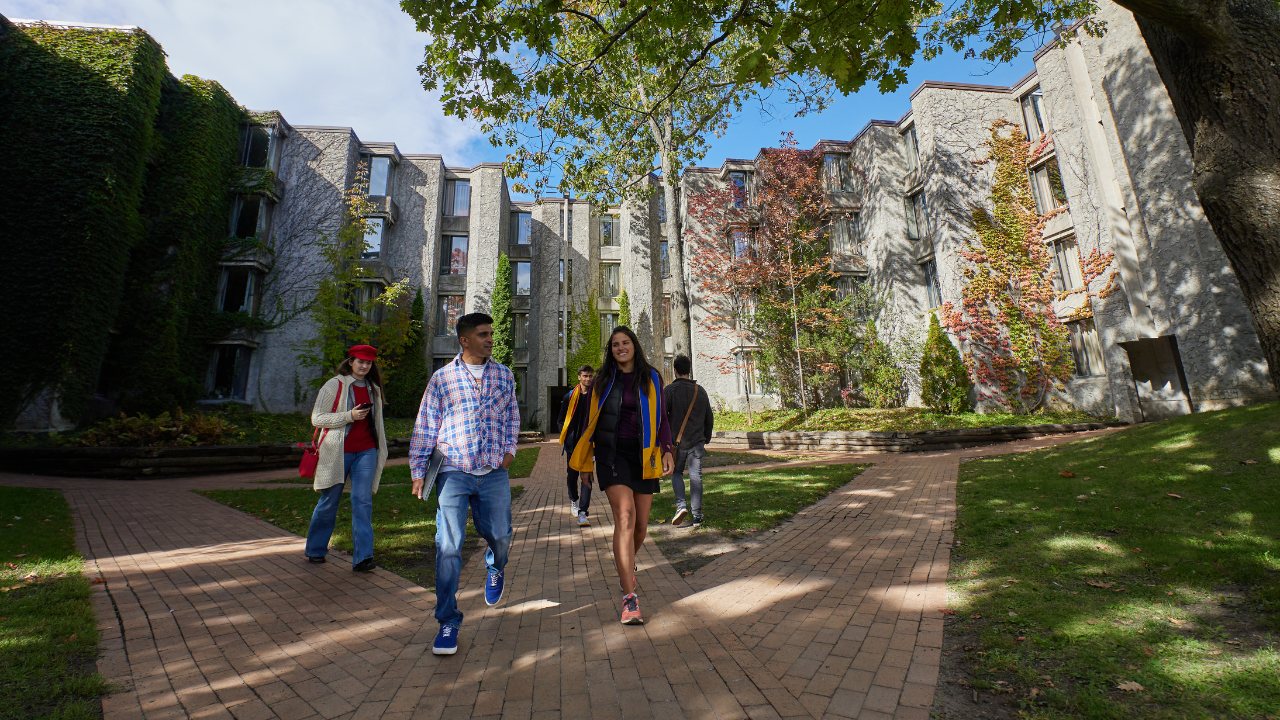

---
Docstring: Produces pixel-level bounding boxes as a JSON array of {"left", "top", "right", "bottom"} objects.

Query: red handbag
[{"left": 299, "top": 380, "right": 343, "bottom": 478}]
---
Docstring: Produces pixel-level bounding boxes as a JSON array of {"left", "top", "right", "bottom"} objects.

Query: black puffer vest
[{"left": 591, "top": 370, "right": 637, "bottom": 471}]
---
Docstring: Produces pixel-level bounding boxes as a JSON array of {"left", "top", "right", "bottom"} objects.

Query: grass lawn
[
  {"left": 257, "top": 446, "right": 542, "bottom": 484},
  {"left": 713, "top": 407, "right": 1114, "bottom": 433},
  {"left": 700, "top": 450, "right": 803, "bottom": 468},
  {"left": 941, "top": 401, "right": 1280, "bottom": 719},
  {"left": 0, "top": 487, "right": 111, "bottom": 718},
  {"left": 198, "top": 484, "right": 524, "bottom": 590},
  {"left": 650, "top": 462, "right": 868, "bottom": 532}
]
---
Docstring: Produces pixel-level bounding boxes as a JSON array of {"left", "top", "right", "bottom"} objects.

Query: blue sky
[{"left": 7, "top": 0, "right": 1035, "bottom": 175}]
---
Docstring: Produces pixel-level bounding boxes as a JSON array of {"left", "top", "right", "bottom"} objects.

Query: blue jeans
[
  {"left": 304, "top": 448, "right": 377, "bottom": 567},
  {"left": 435, "top": 468, "right": 513, "bottom": 629},
  {"left": 672, "top": 443, "right": 706, "bottom": 515}
]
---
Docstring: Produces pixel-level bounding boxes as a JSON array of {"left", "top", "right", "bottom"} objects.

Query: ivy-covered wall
[{"left": 0, "top": 17, "right": 249, "bottom": 426}]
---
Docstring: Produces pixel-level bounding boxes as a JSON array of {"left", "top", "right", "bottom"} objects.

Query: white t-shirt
[{"left": 441, "top": 360, "right": 495, "bottom": 476}]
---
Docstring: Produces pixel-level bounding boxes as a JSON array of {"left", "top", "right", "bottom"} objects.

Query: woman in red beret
[{"left": 304, "top": 345, "right": 389, "bottom": 572}]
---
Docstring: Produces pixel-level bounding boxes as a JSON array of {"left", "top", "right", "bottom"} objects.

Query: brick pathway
[{"left": 0, "top": 428, "right": 1122, "bottom": 719}]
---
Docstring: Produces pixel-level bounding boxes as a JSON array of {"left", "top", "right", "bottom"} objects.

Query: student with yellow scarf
[{"left": 570, "top": 326, "right": 674, "bottom": 625}]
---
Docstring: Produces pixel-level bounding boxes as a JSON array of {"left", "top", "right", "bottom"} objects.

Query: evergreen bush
[
  {"left": 619, "top": 289, "right": 631, "bottom": 327},
  {"left": 919, "top": 313, "right": 972, "bottom": 414},
  {"left": 861, "top": 320, "right": 905, "bottom": 409},
  {"left": 386, "top": 288, "right": 430, "bottom": 417},
  {"left": 566, "top": 292, "right": 602, "bottom": 375},
  {"left": 491, "top": 254, "right": 515, "bottom": 367}
]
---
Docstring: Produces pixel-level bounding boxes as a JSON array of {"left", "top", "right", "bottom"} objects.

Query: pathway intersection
[{"left": 1, "top": 429, "right": 1121, "bottom": 719}]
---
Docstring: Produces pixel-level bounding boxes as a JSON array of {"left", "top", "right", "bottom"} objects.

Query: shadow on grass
[{"left": 939, "top": 401, "right": 1280, "bottom": 719}]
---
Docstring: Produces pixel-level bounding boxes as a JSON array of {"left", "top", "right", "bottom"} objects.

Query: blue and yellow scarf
[{"left": 569, "top": 367, "right": 666, "bottom": 479}]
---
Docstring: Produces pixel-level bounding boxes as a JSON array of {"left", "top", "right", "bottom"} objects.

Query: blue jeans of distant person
[
  {"left": 566, "top": 467, "right": 592, "bottom": 515},
  {"left": 671, "top": 443, "right": 707, "bottom": 515},
  {"left": 434, "top": 468, "right": 513, "bottom": 629},
  {"left": 304, "top": 448, "right": 377, "bottom": 567}
]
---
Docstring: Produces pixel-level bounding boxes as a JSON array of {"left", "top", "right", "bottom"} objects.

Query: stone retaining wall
[{"left": 709, "top": 422, "right": 1126, "bottom": 453}]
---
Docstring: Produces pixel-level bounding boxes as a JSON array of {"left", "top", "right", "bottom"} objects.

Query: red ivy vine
[{"left": 940, "top": 120, "right": 1074, "bottom": 413}]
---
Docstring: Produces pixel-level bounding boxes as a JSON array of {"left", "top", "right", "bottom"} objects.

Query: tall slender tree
[{"left": 491, "top": 253, "right": 515, "bottom": 367}]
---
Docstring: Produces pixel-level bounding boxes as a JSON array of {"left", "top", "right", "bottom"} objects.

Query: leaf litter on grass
[{"left": 934, "top": 401, "right": 1280, "bottom": 719}]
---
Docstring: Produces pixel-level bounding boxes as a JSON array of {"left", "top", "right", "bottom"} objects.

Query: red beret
[{"left": 348, "top": 345, "right": 377, "bottom": 362}]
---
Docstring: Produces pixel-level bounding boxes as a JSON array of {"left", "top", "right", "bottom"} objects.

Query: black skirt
[{"left": 595, "top": 438, "right": 660, "bottom": 495}]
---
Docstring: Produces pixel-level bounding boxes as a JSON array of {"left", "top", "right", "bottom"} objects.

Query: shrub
[
  {"left": 920, "top": 313, "right": 973, "bottom": 414},
  {"left": 491, "top": 254, "right": 514, "bottom": 367},
  {"left": 385, "top": 287, "right": 430, "bottom": 417},
  {"left": 75, "top": 410, "right": 230, "bottom": 447},
  {"left": 860, "top": 320, "right": 905, "bottom": 408}
]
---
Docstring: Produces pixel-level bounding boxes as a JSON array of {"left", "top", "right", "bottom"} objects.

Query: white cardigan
[{"left": 310, "top": 374, "right": 388, "bottom": 492}]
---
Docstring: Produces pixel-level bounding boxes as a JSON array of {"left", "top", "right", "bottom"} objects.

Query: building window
[
  {"left": 729, "top": 171, "right": 749, "bottom": 208},
  {"left": 729, "top": 227, "right": 750, "bottom": 260},
  {"left": 1050, "top": 236, "right": 1083, "bottom": 292},
  {"left": 514, "top": 313, "right": 529, "bottom": 350},
  {"left": 558, "top": 310, "right": 566, "bottom": 349},
  {"left": 240, "top": 124, "right": 276, "bottom": 170},
  {"left": 832, "top": 214, "right": 861, "bottom": 255},
  {"left": 600, "top": 215, "right": 619, "bottom": 247},
  {"left": 349, "top": 282, "right": 385, "bottom": 323},
  {"left": 903, "top": 125, "right": 920, "bottom": 174},
  {"left": 515, "top": 367, "right": 528, "bottom": 408},
  {"left": 513, "top": 260, "right": 531, "bottom": 296},
  {"left": 905, "top": 191, "right": 927, "bottom": 241},
  {"left": 207, "top": 345, "right": 252, "bottom": 400},
  {"left": 836, "top": 274, "right": 866, "bottom": 300},
  {"left": 567, "top": 258, "right": 573, "bottom": 290},
  {"left": 1021, "top": 89, "right": 1047, "bottom": 140},
  {"left": 217, "top": 267, "right": 257, "bottom": 314},
  {"left": 660, "top": 241, "right": 670, "bottom": 278},
  {"left": 1068, "top": 319, "right": 1105, "bottom": 377},
  {"left": 441, "top": 236, "right": 468, "bottom": 274},
  {"left": 600, "top": 313, "right": 619, "bottom": 343},
  {"left": 737, "top": 350, "right": 759, "bottom": 395},
  {"left": 922, "top": 259, "right": 943, "bottom": 308},
  {"left": 368, "top": 156, "right": 392, "bottom": 196},
  {"left": 657, "top": 195, "right": 667, "bottom": 225},
  {"left": 662, "top": 296, "right": 672, "bottom": 338},
  {"left": 565, "top": 310, "right": 573, "bottom": 350},
  {"left": 511, "top": 211, "right": 532, "bottom": 245},
  {"left": 363, "top": 217, "right": 384, "bottom": 259},
  {"left": 231, "top": 195, "right": 272, "bottom": 240},
  {"left": 559, "top": 259, "right": 565, "bottom": 295},
  {"left": 436, "top": 295, "right": 464, "bottom": 336},
  {"left": 601, "top": 263, "right": 620, "bottom": 298},
  {"left": 431, "top": 357, "right": 450, "bottom": 377},
  {"left": 824, "top": 153, "right": 852, "bottom": 192},
  {"left": 1030, "top": 157, "right": 1068, "bottom": 214},
  {"left": 444, "top": 179, "right": 471, "bottom": 216}
]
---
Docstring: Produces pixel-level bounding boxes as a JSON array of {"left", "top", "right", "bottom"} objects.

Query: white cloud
[{"left": 5, "top": 0, "right": 488, "bottom": 162}]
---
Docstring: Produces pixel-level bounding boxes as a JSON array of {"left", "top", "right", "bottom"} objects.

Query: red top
[{"left": 344, "top": 384, "right": 377, "bottom": 453}]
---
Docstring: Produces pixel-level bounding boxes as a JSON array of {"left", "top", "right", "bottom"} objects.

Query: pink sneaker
[{"left": 620, "top": 593, "right": 644, "bottom": 625}]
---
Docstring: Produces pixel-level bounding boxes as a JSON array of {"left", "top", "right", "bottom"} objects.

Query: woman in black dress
[{"left": 571, "top": 326, "right": 674, "bottom": 625}]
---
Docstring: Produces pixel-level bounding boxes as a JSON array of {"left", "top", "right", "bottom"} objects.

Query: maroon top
[
  {"left": 616, "top": 371, "right": 673, "bottom": 456},
  {"left": 344, "top": 384, "right": 377, "bottom": 453}
]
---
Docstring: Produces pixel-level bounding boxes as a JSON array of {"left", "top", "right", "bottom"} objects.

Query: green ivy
[
  {"left": 0, "top": 19, "right": 167, "bottom": 425},
  {"left": 491, "top": 253, "right": 515, "bottom": 367}
]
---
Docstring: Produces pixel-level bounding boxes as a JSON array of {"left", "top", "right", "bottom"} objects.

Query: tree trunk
[
  {"left": 1118, "top": 0, "right": 1280, "bottom": 391},
  {"left": 654, "top": 116, "right": 693, "bottom": 361}
]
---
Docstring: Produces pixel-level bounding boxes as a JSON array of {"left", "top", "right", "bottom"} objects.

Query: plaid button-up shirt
[{"left": 410, "top": 354, "right": 521, "bottom": 478}]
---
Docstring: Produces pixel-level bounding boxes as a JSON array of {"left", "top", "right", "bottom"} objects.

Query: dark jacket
[
  {"left": 663, "top": 378, "right": 713, "bottom": 454},
  {"left": 557, "top": 386, "right": 592, "bottom": 456}
]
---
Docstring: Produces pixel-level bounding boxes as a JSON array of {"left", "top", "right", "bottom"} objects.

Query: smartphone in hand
[{"left": 355, "top": 402, "right": 373, "bottom": 410}]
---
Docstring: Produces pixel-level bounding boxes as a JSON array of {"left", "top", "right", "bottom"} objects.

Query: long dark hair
[
  {"left": 337, "top": 357, "right": 383, "bottom": 389},
  {"left": 593, "top": 325, "right": 656, "bottom": 396}
]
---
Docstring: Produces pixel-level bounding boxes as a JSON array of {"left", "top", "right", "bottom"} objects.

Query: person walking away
[
  {"left": 571, "top": 326, "right": 674, "bottom": 625},
  {"left": 304, "top": 345, "right": 389, "bottom": 571},
  {"left": 410, "top": 313, "right": 520, "bottom": 656},
  {"left": 557, "top": 365, "right": 595, "bottom": 527},
  {"left": 664, "top": 354, "right": 714, "bottom": 528}
]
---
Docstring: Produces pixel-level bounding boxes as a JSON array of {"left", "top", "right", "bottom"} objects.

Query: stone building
[
  {"left": 678, "top": 0, "right": 1274, "bottom": 422},
  {"left": 12, "top": 1, "right": 1273, "bottom": 431}
]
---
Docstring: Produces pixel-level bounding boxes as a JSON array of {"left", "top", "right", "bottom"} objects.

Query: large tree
[
  {"left": 402, "top": 0, "right": 833, "bottom": 361},
  {"left": 400, "top": 0, "right": 1279, "bottom": 391}
]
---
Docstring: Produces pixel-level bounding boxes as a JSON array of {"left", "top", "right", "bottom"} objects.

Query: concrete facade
[{"left": 37, "top": 0, "right": 1262, "bottom": 433}]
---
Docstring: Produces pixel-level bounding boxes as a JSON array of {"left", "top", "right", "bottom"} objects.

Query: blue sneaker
[
  {"left": 485, "top": 569, "right": 505, "bottom": 606},
  {"left": 432, "top": 625, "right": 458, "bottom": 655}
]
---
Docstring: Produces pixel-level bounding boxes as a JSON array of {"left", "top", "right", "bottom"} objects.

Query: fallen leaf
[
  {"left": 91, "top": 578, "right": 106, "bottom": 584},
  {"left": 1205, "top": 541, "right": 1214, "bottom": 548},
  {"left": 970, "top": 613, "right": 982, "bottom": 619},
  {"left": 1131, "top": 548, "right": 1143, "bottom": 553},
  {"left": 1150, "top": 458, "right": 1160, "bottom": 463},
  {"left": 1114, "top": 506, "right": 1122, "bottom": 510},
  {"left": 1028, "top": 687, "right": 1040, "bottom": 696},
  {"left": 938, "top": 608, "right": 955, "bottom": 615},
  {"left": 1082, "top": 476, "right": 1092, "bottom": 481},
  {"left": 1241, "top": 459, "right": 1258, "bottom": 465},
  {"left": 1117, "top": 681, "right": 1145, "bottom": 692},
  {"left": 1077, "top": 494, "right": 1089, "bottom": 500},
  {"left": 12, "top": 554, "right": 24, "bottom": 558},
  {"left": 66, "top": 634, "right": 77, "bottom": 642},
  {"left": 1143, "top": 647, "right": 1154, "bottom": 656},
  {"left": 1008, "top": 611, "right": 1018, "bottom": 617},
  {"left": 1127, "top": 664, "right": 1137, "bottom": 670},
  {"left": 1086, "top": 580, "right": 1115, "bottom": 588},
  {"left": 1060, "top": 471, "right": 1076, "bottom": 478},
  {"left": 1166, "top": 493, "right": 1182, "bottom": 499},
  {"left": 1016, "top": 636, "right": 1026, "bottom": 641},
  {"left": 1087, "top": 620, "right": 1098, "bottom": 625},
  {"left": 1207, "top": 650, "right": 1222, "bottom": 655}
]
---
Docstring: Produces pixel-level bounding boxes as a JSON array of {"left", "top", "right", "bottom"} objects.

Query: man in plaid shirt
[{"left": 410, "top": 312, "right": 520, "bottom": 655}]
